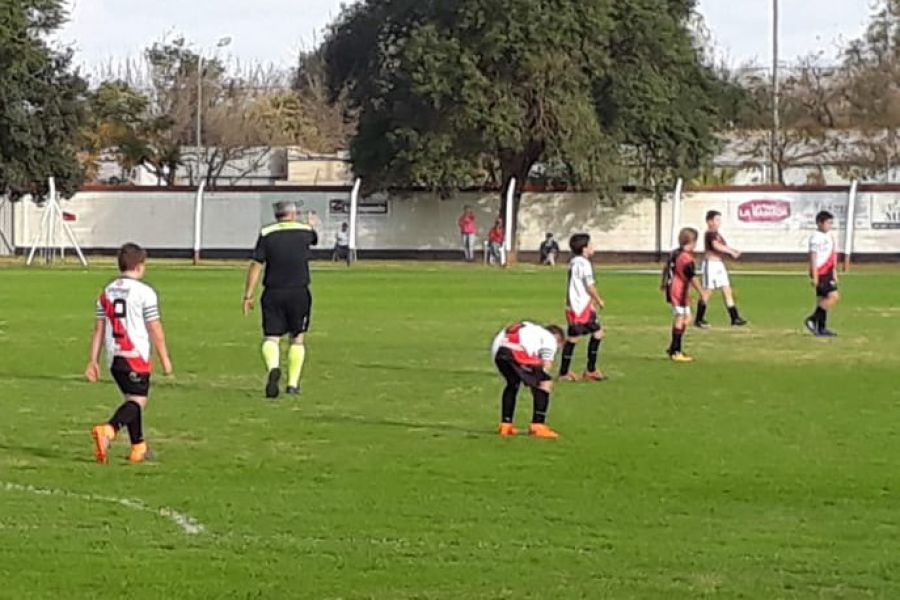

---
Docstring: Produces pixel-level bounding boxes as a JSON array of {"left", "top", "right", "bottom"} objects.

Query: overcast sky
[{"left": 58, "top": 0, "right": 876, "bottom": 72}]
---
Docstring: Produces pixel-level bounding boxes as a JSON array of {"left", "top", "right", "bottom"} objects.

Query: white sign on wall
[{"left": 871, "top": 195, "right": 900, "bottom": 229}]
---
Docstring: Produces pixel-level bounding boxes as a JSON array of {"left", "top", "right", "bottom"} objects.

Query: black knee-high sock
[
  {"left": 587, "top": 337, "right": 601, "bottom": 372},
  {"left": 531, "top": 388, "right": 550, "bottom": 424},
  {"left": 559, "top": 342, "right": 576, "bottom": 376},
  {"left": 126, "top": 404, "right": 144, "bottom": 445},
  {"left": 815, "top": 306, "right": 827, "bottom": 330},
  {"left": 696, "top": 300, "right": 708, "bottom": 323},
  {"left": 727, "top": 304, "right": 741, "bottom": 323},
  {"left": 670, "top": 327, "right": 684, "bottom": 354},
  {"left": 108, "top": 400, "right": 140, "bottom": 434},
  {"left": 501, "top": 385, "right": 518, "bottom": 423}
]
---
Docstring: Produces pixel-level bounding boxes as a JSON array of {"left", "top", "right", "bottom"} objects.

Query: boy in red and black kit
[{"left": 662, "top": 228, "right": 702, "bottom": 362}]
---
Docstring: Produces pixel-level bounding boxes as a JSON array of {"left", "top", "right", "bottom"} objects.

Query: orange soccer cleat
[
  {"left": 559, "top": 372, "right": 581, "bottom": 382},
  {"left": 498, "top": 423, "right": 518, "bottom": 437},
  {"left": 128, "top": 442, "right": 150, "bottom": 464},
  {"left": 582, "top": 370, "right": 605, "bottom": 382},
  {"left": 528, "top": 423, "right": 560, "bottom": 439},
  {"left": 91, "top": 424, "right": 116, "bottom": 464}
]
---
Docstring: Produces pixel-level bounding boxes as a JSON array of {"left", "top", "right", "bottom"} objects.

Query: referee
[{"left": 243, "top": 201, "right": 318, "bottom": 398}]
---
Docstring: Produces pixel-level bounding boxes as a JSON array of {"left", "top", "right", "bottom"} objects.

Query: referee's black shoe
[
  {"left": 286, "top": 385, "right": 301, "bottom": 395},
  {"left": 266, "top": 368, "right": 282, "bottom": 399}
]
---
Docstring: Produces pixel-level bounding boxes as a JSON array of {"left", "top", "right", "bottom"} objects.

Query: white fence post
[
  {"left": 844, "top": 179, "right": 859, "bottom": 272},
  {"left": 349, "top": 178, "right": 361, "bottom": 262},
  {"left": 503, "top": 177, "right": 516, "bottom": 266},
  {"left": 669, "top": 177, "right": 684, "bottom": 251},
  {"left": 192, "top": 181, "right": 206, "bottom": 265}
]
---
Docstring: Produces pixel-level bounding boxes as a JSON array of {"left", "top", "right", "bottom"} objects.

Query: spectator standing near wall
[
  {"left": 458, "top": 206, "right": 477, "bottom": 262},
  {"left": 334, "top": 222, "right": 351, "bottom": 266},
  {"left": 487, "top": 218, "right": 505, "bottom": 265}
]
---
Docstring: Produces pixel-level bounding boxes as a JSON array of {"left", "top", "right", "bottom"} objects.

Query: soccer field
[{"left": 1, "top": 261, "right": 898, "bottom": 599}]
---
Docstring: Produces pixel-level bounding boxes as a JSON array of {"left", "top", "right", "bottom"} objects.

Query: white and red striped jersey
[
  {"left": 95, "top": 277, "right": 160, "bottom": 373},
  {"left": 809, "top": 230, "right": 837, "bottom": 276},
  {"left": 491, "top": 322, "right": 558, "bottom": 366},
  {"left": 566, "top": 255, "right": 596, "bottom": 324}
]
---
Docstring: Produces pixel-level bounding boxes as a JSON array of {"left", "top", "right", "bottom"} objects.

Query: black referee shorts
[{"left": 261, "top": 287, "right": 312, "bottom": 337}]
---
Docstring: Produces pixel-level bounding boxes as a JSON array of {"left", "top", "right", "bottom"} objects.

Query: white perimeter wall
[{"left": 9, "top": 188, "right": 900, "bottom": 255}]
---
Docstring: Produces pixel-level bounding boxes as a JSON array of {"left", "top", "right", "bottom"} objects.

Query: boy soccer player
[
  {"left": 806, "top": 210, "right": 840, "bottom": 337},
  {"left": 662, "top": 228, "right": 702, "bottom": 362},
  {"left": 85, "top": 243, "right": 173, "bottom": 464},
  {"left": 695, "top": 210, "right": 747, "bottom": 328},
  {"left": 491, "top": 321, "right": 566, "bottom": 438},
  {"left": 559, "top": 233, "right": 606, "bottom": 381}
]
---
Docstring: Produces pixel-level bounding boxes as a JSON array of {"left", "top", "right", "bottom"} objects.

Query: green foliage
[
  {"left": 0, "top": 0, "right": 87, "bottom": 199},
  {"left": 325, "top": 0, "right": 722, "bottom": 209}
]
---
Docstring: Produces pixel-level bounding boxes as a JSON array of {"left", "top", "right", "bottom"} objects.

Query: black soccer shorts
[
  {"left": 261, "top": 287, "right": 312, "bottom": 337},
  {"left": 110, "top": 357, "right": 151, "bottom": 397},
  {"left": 494, "top": 348, "right": 552, "bottom": 389},
  {"left": 816, "top": 270, "right": 839, "bottom": 299},
  {"left": 567, "top": 314, "right": 602, "bottom": 338}
]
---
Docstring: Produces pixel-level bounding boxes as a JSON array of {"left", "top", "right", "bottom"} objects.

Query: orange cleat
[
  {"left": 582, "top": 370, "right": 605, "bottom": 382},
  {"left": 498, "top": 423, "right": 518, "bottom": 437},
  {"left": 559, "top": 372, "right": 581, "bottom": 382},
  {"left": 91, "top": 424, "right": 115, "bottom": 464},
  {"left": 128, "top": 442, "right": 150, "bottom": 464},
  {"left": 528, "top": 423, "right": 560, "bottom": 439}
]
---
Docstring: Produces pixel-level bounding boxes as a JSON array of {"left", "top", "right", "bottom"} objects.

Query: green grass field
[{"left": 1, "top": 261, "right": 898, "bottom": 599}]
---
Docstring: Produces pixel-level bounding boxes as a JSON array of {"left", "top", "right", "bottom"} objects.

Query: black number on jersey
[{"left": 112, "top": 299, "right": 127, "bottom": 339}]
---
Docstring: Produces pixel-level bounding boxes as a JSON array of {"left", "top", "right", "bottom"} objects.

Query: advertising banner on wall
[
  {"left": 721, "top": 192, "right": 869, "bottom": 230},
  {"left": 870, "top": 194, "right": 900, "bottom": 229}
]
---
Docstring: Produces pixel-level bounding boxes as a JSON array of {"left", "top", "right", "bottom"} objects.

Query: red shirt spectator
[
  {"left": 489, "top": 222, "right": 504, "bottom": 244},
  {"left": 458, "top": 210, "right": 476, "bottom": 235}
]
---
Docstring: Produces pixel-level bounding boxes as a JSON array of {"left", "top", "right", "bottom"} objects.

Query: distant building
[{"left": 285, "top": 148, "right": 352, "bottom": 186}]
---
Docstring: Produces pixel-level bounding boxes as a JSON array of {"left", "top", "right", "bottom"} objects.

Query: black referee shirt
[{"left": 252, "top": 221, "right": 319, "bottom": 288}]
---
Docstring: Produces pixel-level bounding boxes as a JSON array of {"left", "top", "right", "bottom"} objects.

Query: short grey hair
[{"left": 273, "top": 201, "right": 298, "bottom": 218}]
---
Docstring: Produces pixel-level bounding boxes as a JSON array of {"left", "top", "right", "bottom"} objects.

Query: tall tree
[
  {"left": 0, "top": 0, "right": 87, "bottom": 199},
  {"left": 840, "top": 0, "right": 900, "bottom": 181},
  {"left": 324, "top": 0, "right": 722, "bottom": 248}
]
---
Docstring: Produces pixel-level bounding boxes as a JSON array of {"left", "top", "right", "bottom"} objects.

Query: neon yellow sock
[
  {"left": 287, "top": 344, "right": 306, "bottom": 387},
  {"left": 262, "top": 339, "right": 280, "bottom": 371}
]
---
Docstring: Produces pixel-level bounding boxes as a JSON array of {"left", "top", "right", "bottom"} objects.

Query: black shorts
[
  {"left": 111, "top": 357, "right": 151, "bottom": 397},
  {"left": 494, "top": 348, "right": 552, "bottom": 389},
  {"left": 262, "top": 287, "right": 312, "bottom": 337},
  {"left": 567, "top": 315, "right": 602, "bottom": 338},
  {"left": 816, "top": 271, "right": 838, "bottom": 298}
]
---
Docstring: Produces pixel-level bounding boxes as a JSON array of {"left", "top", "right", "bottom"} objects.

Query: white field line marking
[
  {"left": 1, "top": 481, "right": 206, "bottom": 535},
  {"left": 609, "top": 269, "right": 804, "bottom": 276}
]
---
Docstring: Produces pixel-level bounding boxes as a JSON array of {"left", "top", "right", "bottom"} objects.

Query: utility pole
[
  {"left": 196, "top": 37, "right": 232, "bottom": 187},
  {"left": 770, "top": 0, "right": 780, "bottom": 185}
]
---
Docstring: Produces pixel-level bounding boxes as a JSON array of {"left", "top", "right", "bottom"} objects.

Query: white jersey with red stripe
[
  {"left": 491, "top": 322, "right": 558, "bottom": 366},
  {"left": 95, "top": 277, "right": 160, "bottom": 373},
  {"left": 566, "top": 255, "right": 596, "bottom": 324},
  {"left": 809, "top": 230, "right": 837, "bottom": 276}
]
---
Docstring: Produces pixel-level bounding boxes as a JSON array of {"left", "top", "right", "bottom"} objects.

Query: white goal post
[{"left": 25, "top": 177, "right": 87, "bottom": 267}]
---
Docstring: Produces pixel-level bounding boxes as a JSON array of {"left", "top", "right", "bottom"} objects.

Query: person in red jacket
[
  {"left": 458, "top": 206, "right": 477, "bottom": 262},
  {"left": 487, "top": 218, "right": 504, "bottom": 265}
]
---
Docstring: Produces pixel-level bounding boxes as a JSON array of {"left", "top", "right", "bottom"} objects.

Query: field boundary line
[
  {"left": 607, "top": 269, "right": 804, "bottom": 276},
  {"left": 1, "top": 481, "right": 206, "bottom": 535}
]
